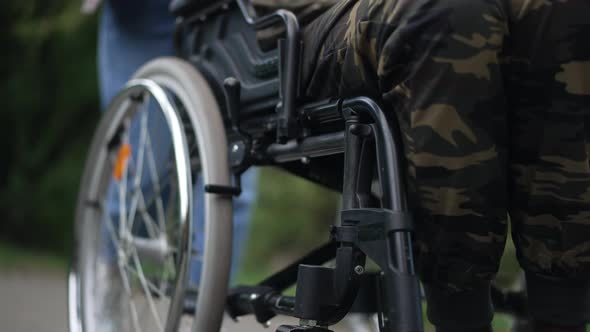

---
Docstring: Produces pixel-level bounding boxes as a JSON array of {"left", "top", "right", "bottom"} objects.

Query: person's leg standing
[
  {"left": 98, "top": 0, "right": 258, "bottom": 284},
  {"left": 302, "top": 0, "right": 509, "bottom": 330},
  {"left": 505, "top": 0, "right": 590, "bottom": 330}
]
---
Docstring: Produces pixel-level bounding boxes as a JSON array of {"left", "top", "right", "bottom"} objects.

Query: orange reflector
[{"left": 113, "top": 143, "right": 132, "bottom": 181}]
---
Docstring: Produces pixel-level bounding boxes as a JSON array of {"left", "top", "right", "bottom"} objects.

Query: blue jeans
[{"left": 98, "top": 0, "right": 257, "bottom": 283}]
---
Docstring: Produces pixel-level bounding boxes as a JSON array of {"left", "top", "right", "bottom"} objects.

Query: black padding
[
  {"left": 526, "top": 273, "right": 590, "bottom": 326},
  {"left": 424, "top": 283, "right": 494, "bottom": 330}
]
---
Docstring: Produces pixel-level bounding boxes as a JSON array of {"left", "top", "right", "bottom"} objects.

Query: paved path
[
  {"left": 0, "top": 268, "right": 365, "bottom": 332},
  {"left": 0, "top": 268, "right": 69, "bottom": 332}
]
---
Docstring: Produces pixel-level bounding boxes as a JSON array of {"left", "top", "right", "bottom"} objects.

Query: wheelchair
[{"left": 68, "top": 1, "right": 528, "bottom": 331}]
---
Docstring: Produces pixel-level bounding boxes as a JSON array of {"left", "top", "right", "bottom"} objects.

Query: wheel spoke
[
  {"left": 145, "top": 133, "right": 168, "bottom": 232},
  {"left": 75, "top": 73, "right": 214, "bottom": 332},
  {"left": 164, "top": 175, "right": 178, "bottom": 225},
  {"left": 129, "top": 102, "right": 151, "bottom": 232},
  {"left": 103, "top": 210, "right": 122, "bottom": 252},
  {"left": 130, "top": 248, "right": 165, "bottom": 331},
  {"left": 126, "top": 187, "right": 141, "bottom": 236},
  {"left": 101, "top": 205, "right": 143, "bottom": 331},
  {"left": 124, "top": 264, "right": 167, "bottom": 298},
  {"left": 127, "top": 109, "right": 149, "bottom": 234},
  {"left": 116, "top": 127, "right": 131, "bottom": 241},
  {"left": 137, "top": 189, "right": 160, "bottom": 238},
  {"left": 141, "top": 171, "right": 172, "bottom": 211},
  {"left": 116, "top": 260, "right": 143, "bottom": 332},
  {"left": 159, "top": 258, "right": 173, "bottom": 298}
]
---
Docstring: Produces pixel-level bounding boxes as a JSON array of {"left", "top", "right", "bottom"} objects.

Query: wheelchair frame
[{"left": 169, "top": 1, "right": 527, "bottom": 331}]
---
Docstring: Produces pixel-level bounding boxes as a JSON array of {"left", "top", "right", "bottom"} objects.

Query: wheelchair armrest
[{"left": 234, "top": 0, "right": 302, "bottom": 142}]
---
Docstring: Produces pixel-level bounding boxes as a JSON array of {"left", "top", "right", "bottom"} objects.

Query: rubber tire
[
  {"left": 133, "top": 57, "right": 233, "bottom": 332},
  {"left": 69, "top": 57, "right": 233, "bottom": 332}
]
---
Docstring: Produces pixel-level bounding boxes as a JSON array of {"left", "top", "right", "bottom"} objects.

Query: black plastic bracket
[
  {"left": 331, "top": 209, "right": 422, "bottom": 332},
  {"left": 223, "top": 77, "right": 254, "bottom": 172},
  {"left": 227, "top": 286, "right": 277, "bottom": 324},
  {"left": 331, "top": 209, "right": 414, "bottom": 263},
  {"left": 204, "top": 184, "right": 241, "bottom": 196},
  {"left": 260, "top": 241, "right": 338, "bottom": 291},
  {"left": 342, "top": 208, "right": 413, "bottom": 232},
  {"left": 293, "top": 246, "right": 365, "bottom": 326}
]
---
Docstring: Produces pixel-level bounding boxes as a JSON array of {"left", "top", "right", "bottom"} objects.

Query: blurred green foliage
[
  {"left": 0, "top": 1, "right": 99, "bottom": 254},
  {"left": 242, "top": 167, "right": 340, "bottom": 277}
]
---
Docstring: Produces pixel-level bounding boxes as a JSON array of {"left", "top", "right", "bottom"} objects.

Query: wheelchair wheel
[{"left": 69, "top": 57, "right": 233, "bottom": 332}]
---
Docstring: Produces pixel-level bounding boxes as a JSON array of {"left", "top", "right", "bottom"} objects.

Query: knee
[
  {"left": 356, "top": 0, "right": 509, "bottom": 83},
  {"left": 366, "top": 0, "right": 508, "bottom": 42},
  {"left": 526, "top": 273, "right": 590, "bottom": 326},
  {"left": 443, "top": 0, "right": 508, "bottom": 33}
]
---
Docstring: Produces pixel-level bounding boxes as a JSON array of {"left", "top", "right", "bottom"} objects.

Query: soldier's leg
[
  {"left": 505, "top": 0, "right": 590, "bottom": 328},
  {"left": 302, "top": 0, "right": 509, "bottom": 329}
]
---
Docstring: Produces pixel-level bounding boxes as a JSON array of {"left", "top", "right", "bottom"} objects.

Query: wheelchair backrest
[{"left": 173, "top": 0, "right": 281, "bottom": 119}]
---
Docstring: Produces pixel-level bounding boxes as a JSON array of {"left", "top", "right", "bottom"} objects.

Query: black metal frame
[{"left": 171, "top": 1, "right": 528, "bottom": 331}]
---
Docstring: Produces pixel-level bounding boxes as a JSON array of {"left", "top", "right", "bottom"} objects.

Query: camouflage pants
[{"left": 301, "top": 0, "right": 590, "bottom": 326}]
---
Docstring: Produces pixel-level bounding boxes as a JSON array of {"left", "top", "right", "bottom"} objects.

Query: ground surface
[
  {"left": 0, "top": 266, "right": 367, "bottom": 332},
  {"left": 0, "top": 243, "right": 525, "bottom": 332},
  {"left": 0, "top": 268, "right": 69, "bottom": 332}
]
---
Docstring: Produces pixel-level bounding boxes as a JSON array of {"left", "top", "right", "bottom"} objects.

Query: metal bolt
[
  {"left": 354, "top": 265, "right": 365, "bottom": 275},
  {"left": 232, "top": 143, "right": 239, "bottom": 153},
  {"left": 301, "top": 156, "right": 310, "bottom": 164},
  {"left": 249, "top": 293, "right": 258, "bottom": 301}
]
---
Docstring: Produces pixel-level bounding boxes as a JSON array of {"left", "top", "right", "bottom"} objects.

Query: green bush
[
  {"left": 241, "top": 167, "right": 340, "bottom": 277},
  {"left": 0, "top": 1, "right": 99, "bottom": 254}
]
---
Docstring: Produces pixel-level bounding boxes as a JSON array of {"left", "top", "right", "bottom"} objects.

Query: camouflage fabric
[
  {"left": 301, "top": 0, "right": 590, "bottom": 292},
  {"left": 82, "top": 0, "right": 337, "bottom": 14},
  {"left": 253, "top": 0, "right": 339, "bottom": 50}
]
